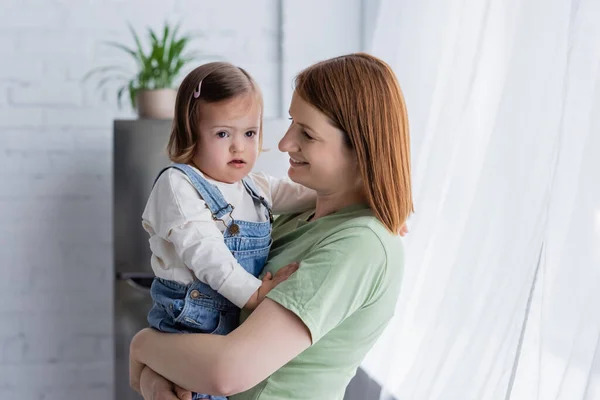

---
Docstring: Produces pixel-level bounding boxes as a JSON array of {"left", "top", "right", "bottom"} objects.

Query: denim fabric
[{"left": 147, "top": 164, "right": 273, "bottom": 400}]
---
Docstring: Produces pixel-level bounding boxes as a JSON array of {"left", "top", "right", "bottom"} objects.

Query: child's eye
[
  {"left": 216, "top": 131, "right": 229, "bottom": 138},
  {"left": 302, "top": 131, "right": 313, "bottom": 140},
  {"left": 245, "top": 131, "right": 257, "bottom": 138}
]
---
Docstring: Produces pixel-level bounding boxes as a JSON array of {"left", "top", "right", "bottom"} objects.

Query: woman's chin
[
  {"left": 287, "top": 168, "right": 304, "bottom": 184},
  {"left": 287, "top": 169, "right": 316, "bottom": 191}
]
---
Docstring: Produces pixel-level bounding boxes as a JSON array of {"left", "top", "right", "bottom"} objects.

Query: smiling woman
[
  {"left": 281, "top": 92, "right": 364, "bottom": 220},
  {"left": 131, "top": 53, "right": 412, "bottom": 400}
]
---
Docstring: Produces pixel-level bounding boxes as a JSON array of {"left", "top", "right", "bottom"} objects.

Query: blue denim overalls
[{"left": 147, "top": 164, "right": 272, "bottom": 400}]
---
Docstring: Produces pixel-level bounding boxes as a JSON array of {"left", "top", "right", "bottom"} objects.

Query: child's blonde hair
[{"left": 167, "top": 62, "right": 263, "bottom": 163}]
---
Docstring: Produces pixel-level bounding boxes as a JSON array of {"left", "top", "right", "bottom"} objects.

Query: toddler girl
[{"left": 141, "top": 62, "right": 316, "bottom": 400}]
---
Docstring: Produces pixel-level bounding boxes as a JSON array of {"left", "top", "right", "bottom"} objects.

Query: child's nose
[{"left": 231, "top": 137, "right": 244, "bottom": 153}]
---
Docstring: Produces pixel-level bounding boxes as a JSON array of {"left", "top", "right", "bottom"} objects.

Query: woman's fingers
[
  {"left": 174, "top": 385, "right": 193, "bottom": 400},
  {"left": 139, "top": 366, "right": 179, "bottom": 400},
  {"left": 129, "top": 357, "right": 145, "bottom": 393}
]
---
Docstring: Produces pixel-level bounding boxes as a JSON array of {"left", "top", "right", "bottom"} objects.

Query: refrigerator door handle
[{"left": 115, "top": 272, "right": 154, "bottom": 293}]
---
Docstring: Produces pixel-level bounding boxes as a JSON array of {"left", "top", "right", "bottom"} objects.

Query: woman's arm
[{"left": 130, "top": 298, "right": 312, "bottom": 396}]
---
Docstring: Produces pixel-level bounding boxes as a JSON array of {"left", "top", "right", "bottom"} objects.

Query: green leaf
[
  {"left": 96, "top": 74, "right": 129, "bottom": 90},
  {"left": 129, "top": 81, "right": 137, "bottom": 109},
  {"left": 161, "top": 22, "right": 171, "bottom": 63},
  {"left": 83, "top": 20, "right": 199, "bottom": 104},
  {"left": 81, "top": 65, "right": 125, "bottom": 82},
  {"left": 149, "top": 29, "right": 159, "bottom": 48},
  {"left": 116, "top": 84, "right": 128, "bottom": 109},
  {"left": 104, "top": 41, "right": 139, "bottom": 65},
  {"left": 128, "top": 23, "right": 149, "bottom": 70}
]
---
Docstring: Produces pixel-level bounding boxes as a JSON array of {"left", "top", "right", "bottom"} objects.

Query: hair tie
[{"left": 193, "top": 80, "right": 203, "bottom": 99}]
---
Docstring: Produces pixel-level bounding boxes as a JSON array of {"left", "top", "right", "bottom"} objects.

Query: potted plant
[{"left": 85, "top": 21, "right": 198, "bottom": 119}]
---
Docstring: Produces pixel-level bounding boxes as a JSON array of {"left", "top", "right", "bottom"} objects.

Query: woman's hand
[
  {"left": 399, "top": 223, "right": 409, "bottom": 236},
  {"left": 139, "top": 366, "right": 193, "bottom": 400},
  {"left": 130, "top": 328, "right": 191, "bottom": 399},
  {"left": 173, "top": 384, "right": 193, "bottom": 400},
  {"left": 130, "top": 351, "right": 145, "bottom": 394}
]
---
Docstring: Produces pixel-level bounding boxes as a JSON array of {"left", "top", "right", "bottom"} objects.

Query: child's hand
[{"left": 244, "top": 262, "right": 299, "bottom": 311}]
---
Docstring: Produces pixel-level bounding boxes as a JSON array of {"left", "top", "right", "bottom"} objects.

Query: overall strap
[
  {"left": 154, "top": 164, "right": 233, "bottom": 219},
  {"left": 241, "top": 176, "right": 273, "bottom": 223}
]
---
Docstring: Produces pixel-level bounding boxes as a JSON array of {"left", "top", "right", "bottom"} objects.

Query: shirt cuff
[{"left": 217, "top": 264, "right": 262, "bottom": 308}]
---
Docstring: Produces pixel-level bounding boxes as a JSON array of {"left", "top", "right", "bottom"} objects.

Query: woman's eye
[
  {"left": 245, "top": 131, "right": 257, "bottom": 138},
  {"left": 302, "top": 131, "right": 313, "bottom": 140},
  {"left": 216, "top": 131, "right": 229, "bottom": 138}
]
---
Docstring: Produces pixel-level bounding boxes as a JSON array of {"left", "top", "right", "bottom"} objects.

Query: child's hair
[
  {"left": 167, "top": 62, "right": 264, "bottom": 163},
  {"left": 294, "top": 53, "right": 413, "bottom": 233}
]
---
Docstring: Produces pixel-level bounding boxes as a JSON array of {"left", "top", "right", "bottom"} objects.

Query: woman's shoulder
[
  {"left": 332, "top": 212, "right": 403, "bottom": 246},
  {"left": 331, "top": 215, "right": 405, "bottom": 301},
  {"left": 273, "top": 205, "right": 405, "bottom": 262},
  {"left": 311, "top": 211, "right": 404, "bottom": 265}
]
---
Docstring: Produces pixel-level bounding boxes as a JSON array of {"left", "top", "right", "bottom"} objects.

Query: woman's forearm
[
  {"left": 130, "top": 300, "right": 312, "bottom": 396},
  {"left": 130, "top": 328, "right": 230, "bottom": 395}
]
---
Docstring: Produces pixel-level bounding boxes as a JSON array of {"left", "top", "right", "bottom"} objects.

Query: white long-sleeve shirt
[{"left": 142, "top": 165, "right": 316, "bottom": 308}]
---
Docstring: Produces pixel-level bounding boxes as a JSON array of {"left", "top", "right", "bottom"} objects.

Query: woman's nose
[{"left": 278, "top": 128, "right": 297, "bottom": 153}]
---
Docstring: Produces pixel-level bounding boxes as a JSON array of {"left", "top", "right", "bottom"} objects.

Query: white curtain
[{"left": 363, "top": 0, "right": 600, "bottom": 399}]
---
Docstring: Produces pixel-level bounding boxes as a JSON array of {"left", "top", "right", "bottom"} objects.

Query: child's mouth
[{"left": 228, "top": 159, "right": 246, "bottom": 168}]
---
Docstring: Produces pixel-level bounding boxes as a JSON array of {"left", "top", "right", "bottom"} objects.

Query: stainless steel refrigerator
[
  {"left": 113, "top": 119, "right": 173, "bottom": 400},
  {"left": 112, "top": 118, "right": 386, "bottom": 400}
]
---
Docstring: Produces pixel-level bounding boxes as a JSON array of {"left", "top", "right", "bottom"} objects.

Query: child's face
[{"left": 192, "top": 94, "right": 261, "bottom": 183}]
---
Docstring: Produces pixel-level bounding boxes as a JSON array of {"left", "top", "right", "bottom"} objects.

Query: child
[{"left": 141, "top": 62, "right": 316, "bottom": 400}]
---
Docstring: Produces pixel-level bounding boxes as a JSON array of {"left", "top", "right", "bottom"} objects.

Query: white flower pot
[{"left": 136, "top": 89, "right": 177, "bottom": 119}]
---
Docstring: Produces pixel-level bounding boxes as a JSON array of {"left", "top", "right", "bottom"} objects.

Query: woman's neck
[{"left": 311, "top": 189, "right": 368, "bottom": 221}]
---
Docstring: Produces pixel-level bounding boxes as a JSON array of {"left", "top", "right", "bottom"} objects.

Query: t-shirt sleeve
[{"left": 266, "top": 226, "right": 388, "bottom": 343}]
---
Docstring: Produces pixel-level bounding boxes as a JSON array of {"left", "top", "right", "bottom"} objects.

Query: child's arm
[
  {"left": 145, "top": 169, "right": 292, "bottom": 309},
  {"left": 249, "top": 172, "right": 317, "bottom": 214},
  {"left": 167, "top": 222, "right": 261, "bottom": 308}
]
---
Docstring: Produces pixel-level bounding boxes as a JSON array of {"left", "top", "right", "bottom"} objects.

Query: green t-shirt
[{"left": 231, "top": 204, "right": 405, "bottom": 400}]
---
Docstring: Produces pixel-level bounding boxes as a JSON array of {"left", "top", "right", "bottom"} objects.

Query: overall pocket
[{"left": 172, "top": 288, "right": 223, "bottom": 334}]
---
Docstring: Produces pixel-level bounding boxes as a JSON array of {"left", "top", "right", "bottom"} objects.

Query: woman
[{"left": 130, "top": 52, "right": 413, "bottom": 400}]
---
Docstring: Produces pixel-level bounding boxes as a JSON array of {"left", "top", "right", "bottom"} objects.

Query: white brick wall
[
  {"left": 0, "top": 1, "right": 279, "bottom": 398},
  {"left": 0, "top": 0, "right": 362, "bottom": 398}
]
